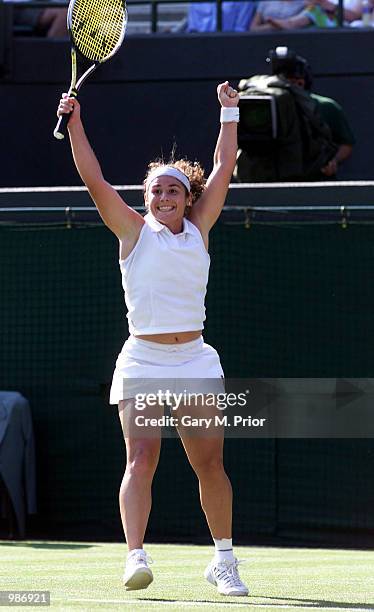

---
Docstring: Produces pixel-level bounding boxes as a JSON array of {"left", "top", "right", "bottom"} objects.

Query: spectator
[
  {"left": 35, "top": 5, "right": 68, "bottom": 37},
  {"left": 271, "top": 47, "right": 355, "bottom": 177},
  {"left": 6, "top": 0, "right": 68, "bottom": 38},
  {"left": 350, "top": 0, "right": 374, "bottom": 25},
  {"left": 187, "top": 2, "right": 256, "bottom": 32},
  {"left": 268, "top": 0, "right": 363, "bottom": 29},
  {"left": 250, "top": 0, "right": 307, "bottom": 31}
]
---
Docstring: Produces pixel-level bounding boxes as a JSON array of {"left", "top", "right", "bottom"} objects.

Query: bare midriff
[{"left": 134, "top": 330, "right": 202, "bottom": 344}]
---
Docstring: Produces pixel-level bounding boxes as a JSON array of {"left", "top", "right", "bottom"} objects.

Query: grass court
[{"left": 1, "top": 541, "right": 373, "bottom": 611}]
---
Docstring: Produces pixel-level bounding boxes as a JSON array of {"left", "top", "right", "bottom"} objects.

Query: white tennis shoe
[
  {"left": 123, "top": 549, "right": 153, "bottom": 590},
  {"left": 204, "top": 558, "right": 249, "bottom": 596}
]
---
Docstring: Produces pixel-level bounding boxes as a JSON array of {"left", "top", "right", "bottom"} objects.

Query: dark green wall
[{"left": 1, "top": 221, "right": 373, "bottom": 544}]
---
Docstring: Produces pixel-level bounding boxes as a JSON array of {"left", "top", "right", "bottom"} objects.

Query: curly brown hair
[{"left": 144, "top": 158, "right": 206, "bottom": 207}]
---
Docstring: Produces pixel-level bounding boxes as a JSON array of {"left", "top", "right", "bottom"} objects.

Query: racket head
[{"left": 67, "top": 0, "right": 127, "bottom": 63}]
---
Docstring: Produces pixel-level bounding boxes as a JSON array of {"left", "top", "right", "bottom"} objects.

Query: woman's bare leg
[
  {"left": 176, "top": 402, "right": 232, "bottom": 538},
  {"left": 118, "top": 399, "right": 163, "bottom": 550}
]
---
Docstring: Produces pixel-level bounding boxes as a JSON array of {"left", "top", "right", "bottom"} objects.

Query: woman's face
[{"left": 145, "top": 175, "right": 191, "bottom": 232}]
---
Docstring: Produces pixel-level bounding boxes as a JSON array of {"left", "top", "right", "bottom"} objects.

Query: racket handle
[{"left": 53, "top": 112, "right": 71, "bottom": 140}]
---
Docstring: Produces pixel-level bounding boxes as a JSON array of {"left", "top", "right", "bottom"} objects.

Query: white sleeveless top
[{"left": 119, "top": 213, "right": 210, "bottom": 335}]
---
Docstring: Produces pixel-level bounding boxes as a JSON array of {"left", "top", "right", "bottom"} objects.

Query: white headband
[{"left": 146, "top": 166, "right": 191, "bottom": 193}]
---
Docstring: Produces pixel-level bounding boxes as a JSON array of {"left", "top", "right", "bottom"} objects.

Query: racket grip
[{"left": 53, "top": 112, "right": 72, "bottom": 140}]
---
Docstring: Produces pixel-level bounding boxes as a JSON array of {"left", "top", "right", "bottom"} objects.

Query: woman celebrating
[{"left": 57, "top": 82, "right": 248, "bottom": 597}]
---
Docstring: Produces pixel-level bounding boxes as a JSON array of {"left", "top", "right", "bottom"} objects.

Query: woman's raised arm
[{"left": 57, "top": 94, "right": 143, "bottom": 241}]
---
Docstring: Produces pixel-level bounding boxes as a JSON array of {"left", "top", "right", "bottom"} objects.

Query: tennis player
[{"left": 57, "top": 82, "right": 248, "bottom": 597}]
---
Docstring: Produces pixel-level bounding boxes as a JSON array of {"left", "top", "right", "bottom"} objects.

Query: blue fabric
[{"left": 187, "top": 2, "right": 257, "bottom": 32}]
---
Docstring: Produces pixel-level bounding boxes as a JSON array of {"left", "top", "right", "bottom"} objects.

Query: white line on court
[{"left": 52, "top": 598, "right": 374, "bottom": 611}]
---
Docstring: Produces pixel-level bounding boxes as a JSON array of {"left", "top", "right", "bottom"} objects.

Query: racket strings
[{"left": 71, "top": 0, "right": 126, "bottom": 62}]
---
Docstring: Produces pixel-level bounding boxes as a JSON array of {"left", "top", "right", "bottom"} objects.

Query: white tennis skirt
[{"left": 109, "top": 335, "right": 224, "bottom": 404}]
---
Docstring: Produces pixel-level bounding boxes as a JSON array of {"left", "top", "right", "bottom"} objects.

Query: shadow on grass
[
  {"left": 259, "top": 596, "right": 374, "bottom": 610},
  {"left": 138, "top": 599, "right": 249, "bottom": 606},
  {"left": 138, "top": 597, "right": 374, "bottom": 610},
  {"left": 0, "top": 542, "right": 97, "bottom": 550}
]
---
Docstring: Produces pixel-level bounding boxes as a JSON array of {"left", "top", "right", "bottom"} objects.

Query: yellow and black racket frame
[{"left": 54, "top": 0, "right": 127, "bottom": 140}]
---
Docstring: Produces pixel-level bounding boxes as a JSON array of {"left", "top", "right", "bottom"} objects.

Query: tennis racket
[{"left": 54, "top": 0, "right": 127, "bottom": 140}]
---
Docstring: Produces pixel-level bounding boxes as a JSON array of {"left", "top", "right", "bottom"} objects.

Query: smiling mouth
[{"left": 157, "top": 205, "right": 175, "bottom": 212}]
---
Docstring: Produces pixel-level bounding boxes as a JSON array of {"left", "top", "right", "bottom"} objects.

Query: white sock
[{"left": 213, "top": 538, "right": 235, "bottom": 563}]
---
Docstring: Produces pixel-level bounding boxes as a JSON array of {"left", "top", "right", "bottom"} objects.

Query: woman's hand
[
  {"left": 57, "top": 93, "right": 81, "bottom": 128},
  {"left": 217, "top": 81, "right": 239, "bottom": 108}
]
